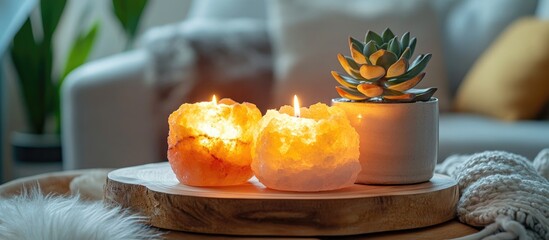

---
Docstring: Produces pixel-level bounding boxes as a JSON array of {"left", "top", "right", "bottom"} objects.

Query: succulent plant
[{"left": 332, "top": 28, "right": 437, "bottom": 102}]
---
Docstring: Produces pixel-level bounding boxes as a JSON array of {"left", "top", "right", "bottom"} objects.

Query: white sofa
[{"left": 62, "top": 0, "right": 549, "bottom": 170}]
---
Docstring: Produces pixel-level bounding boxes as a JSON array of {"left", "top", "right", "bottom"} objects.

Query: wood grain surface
[
  {"left": 105, "top": 162, "right": 459, "bottom": 236},
  {"left": 161, "top": 220, "right": 479, "bottom": 240}
]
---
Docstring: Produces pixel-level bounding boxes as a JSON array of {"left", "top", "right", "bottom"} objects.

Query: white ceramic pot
[{"left": 332, "top": 98, "right": 438, "bottom": 185}]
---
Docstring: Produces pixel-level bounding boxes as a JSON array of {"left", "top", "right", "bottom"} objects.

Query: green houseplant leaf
[
  {"left": 112, "top": 0, "right": 148, "bottom": 45},
  {"left": 10, "top": 19, "right": 48, "bottom": 134},
  {"left": 10, "top": 0, "right": 66, "bottom": 134},
  {"left": 41, "top": 0, "right": 67, "bottom": 41},
  {"left": 10, "top": 0, "right": 99, "bottom": 135},
  {"left": 54, "top": 22, "right": 100, "bottom": 132},
  {"left": 60, "top": 22, "right": 100, "bottom": 81}
]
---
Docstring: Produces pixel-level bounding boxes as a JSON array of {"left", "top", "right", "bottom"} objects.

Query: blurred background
[{"left": 2, "top": 0, "right": 548, "bottom": 183}]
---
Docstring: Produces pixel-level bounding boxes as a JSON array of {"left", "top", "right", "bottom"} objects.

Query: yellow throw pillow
[{"left": 454, "top": 18, "right": 549, "bottom": 121}]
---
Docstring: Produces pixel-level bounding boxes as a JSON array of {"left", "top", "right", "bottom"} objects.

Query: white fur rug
[{"left": 0, "top": 189, "right": 160, "bottom": 240}]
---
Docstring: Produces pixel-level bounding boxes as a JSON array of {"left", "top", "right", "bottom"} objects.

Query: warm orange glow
[
  {"left": 251, "top": 103, "right": 361, "bottom": 192},
  {"left": 167, "top": 98, "right": 262, "bottom": 187},
  {"left": 293, "top": 95, "right": 300, "bottom": 117},
  {"left": 356, "top": 114, "right": 363, "bottom": 124}
]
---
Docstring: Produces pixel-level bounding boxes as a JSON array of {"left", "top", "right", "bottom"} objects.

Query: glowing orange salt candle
[
  {"left": 167, "top": 96, "right": 261, "bottom": 186},
  {"left": 252, "top": 96, "right": 361, "bottom": 192}
]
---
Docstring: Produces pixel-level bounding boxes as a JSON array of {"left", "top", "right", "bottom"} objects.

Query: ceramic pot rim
[{"left": 332, "top": 97, "right": 438, "bottom": 106}]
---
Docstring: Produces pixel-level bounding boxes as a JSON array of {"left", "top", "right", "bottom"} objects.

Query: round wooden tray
[{"left": 105, "top": 162, "right": 458, "bottom": 236}]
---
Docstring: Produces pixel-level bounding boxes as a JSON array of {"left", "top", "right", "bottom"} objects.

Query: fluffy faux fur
[{"left": 0, "top": 189, "right": 160, "bottom": 240}]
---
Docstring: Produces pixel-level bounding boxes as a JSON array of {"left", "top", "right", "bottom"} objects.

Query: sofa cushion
[
  {"left": 442, "top": 0, "right": 538, "bottom": 96},
  {"left": 186, "top": 0, "right": 266, "bottom": 20},
  {"left": 439, "top": 113, "right": 549, "bottom": 162},
  {"left": 454, "top": 18, "right": 549, "bottom": 121},
  {"left": 267, "top": 0, "right": 451, "bottom": 110}
]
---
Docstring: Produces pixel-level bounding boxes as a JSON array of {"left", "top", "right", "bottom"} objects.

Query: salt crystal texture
[
  {"left": 167, "top": 98, "right": 261, "bottom": 186},
  {"left": 252, "top": 103, "right": 361, "bottom": 192}
]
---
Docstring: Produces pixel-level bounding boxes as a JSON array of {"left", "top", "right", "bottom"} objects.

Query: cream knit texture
[{"left": 436, "top": 150, "right": 549, "bottom": 240}]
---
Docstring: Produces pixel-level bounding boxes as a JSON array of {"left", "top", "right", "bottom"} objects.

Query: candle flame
[
  {"left": 212, "top": 95, "right": 217, "bottom": 105},
  {"left": 293, "top": 95, "right": 300, "bottom": 117}
]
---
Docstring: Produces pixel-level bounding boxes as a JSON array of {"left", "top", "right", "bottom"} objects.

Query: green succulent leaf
[
  {"left": 407, "top": 88, "right": 437, "bottom": 102},
  {"left": 386, "top": 54, "right": 430, "bottom": 85},
  {"left": 351, "top": 43, "right": 367, "bottom": 64},
  {"left": 339, "top": 54, "right": 360, "bottom": 70},
  {"left": 388, "top": 37, "right": 401, "bottom": 57},
  {"left": 380, "top": 88, "right": 416, "bottom": 101},
  {"left": 400, "top": 32, "right": 410, "bottom": 52},
  {"left": 357, "top": 83, "right": 383, "bottom": 97},
  {"left": 334, "top": 29, "right": 433, "bottom": 103},
  {"left": 404, "top": 54, "right": 431, "bottom": 78},
  {"left": 337, "top": 54, "right": 364, "bottom": 79},
  {"left": 378, "top": 43, "right": 388, "bottom": 50},
  {"left": 331, "top": 71, "right": 363, "bottom": 88},
  {"left": 386, "top": 57, "right": 408, "bottom": 78},
  {"left": 363, "top": 40, "right": 378, "bottom": 58},
  {"left": 350, "top": 41, "right": 362, "bottom": 52},
  {"left": 387, "top": 38, "right": 395, "bottom": 51},
  {"left": 336, "top": 86, "right": 368, "bottom": 100},
  {"left": 410, "top": 54, "right": 424, "bottom": 67},
  {"left": 382, "top": 28, "right": 395, "bottom": 42},
  {"left": 408, "top": 37, "right": 417, "bottom": 57},
  {"left": 382, "top": 88, "right": 407, "bottom": 96},
  {"left": 370, "top": 50, "right": 398, "bottom": 70},
  {"left": 365, "top": 30, "right": 383, "bottom": 46},
  {"left": 386, "top": 72, "right": 425, "bottom": 91},
  {"left": 350, "top": 37, "right": 364, "bottom": 52},
  {"left": 359, "top": 64, "right": 385, "bottom": 81},
  {"left": 401, "top": 47, "right": 412, "bottom": 60}
]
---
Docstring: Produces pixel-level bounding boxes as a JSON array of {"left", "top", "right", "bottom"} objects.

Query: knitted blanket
[{"left": 436, "top": 150, "right": 549, "bottom": 240}]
